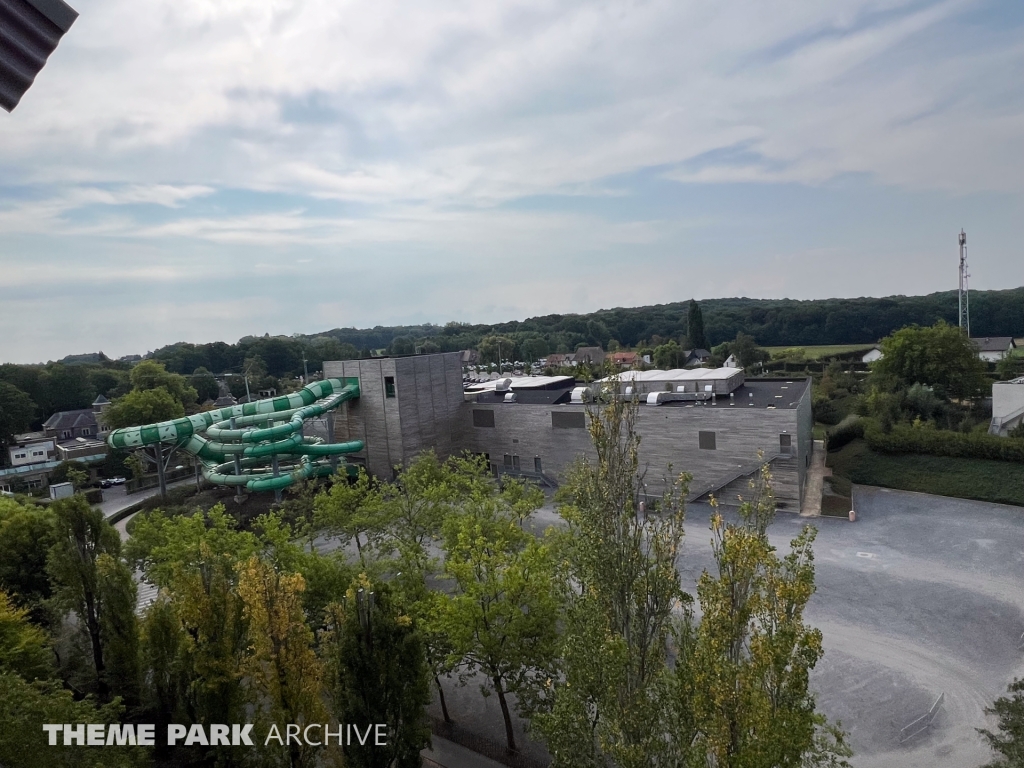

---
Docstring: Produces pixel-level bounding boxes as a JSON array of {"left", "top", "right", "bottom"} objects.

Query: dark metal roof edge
[{"left": 22, "top": 0, "right": 77, "bottom": 32}]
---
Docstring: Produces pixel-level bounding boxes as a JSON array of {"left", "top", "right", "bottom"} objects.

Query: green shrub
[
  {"left": 826, "top": 415, "right": 864, "bottom": 451},
  {"left": 865, "top": 423, "right": 1024, "bottom": 463},
  {"left": 813, "top": 398, "right": 840, "bottom": 426},
  {"left": 82, "top": 488, "right": 103, "bottom": 505}
]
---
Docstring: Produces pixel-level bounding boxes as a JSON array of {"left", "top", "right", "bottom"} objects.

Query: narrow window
[
  {"left": 503, "top": 454, "right": 513, "bottom": 467},
  {"left": 698, "top": 431, "right": 716, "bottom": 450},
  {"left": 384, "top": 376, "right": 396, "bottom": 398},
  {"left": 780, "top": 433, "right": 792, "bottom": 455},
  {"left": 534, "top": 456, "right": 542, "bottom": 473},
  {"left": 512, "top": 455, "right": 521, "bottom": 470}
]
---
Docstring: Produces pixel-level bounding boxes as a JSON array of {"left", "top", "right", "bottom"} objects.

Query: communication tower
[{"left": 958, "top": 229, "right": 969, "bottom": 336}]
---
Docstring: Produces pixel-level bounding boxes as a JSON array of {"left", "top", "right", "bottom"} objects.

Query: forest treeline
[
  {"left": 144, "top": 286, "right": 1024, "bottom": 376},
  {"left": 2, "top": 287, "right": 1022, "bottom": 433}
]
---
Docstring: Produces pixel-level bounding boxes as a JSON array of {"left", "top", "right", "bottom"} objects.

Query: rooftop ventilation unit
[{"left": 570, "top": 386, "right": 590, "bottom": 404}]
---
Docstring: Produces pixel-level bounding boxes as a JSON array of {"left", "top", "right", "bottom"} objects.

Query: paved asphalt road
[{"left": 98, "top": 478, "right": 193, "bottom": 522}]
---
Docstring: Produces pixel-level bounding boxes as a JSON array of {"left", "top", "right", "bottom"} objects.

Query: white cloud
[
  {"left": 1, "top": 0, "right": 1022, "bottom": 362},
  {"left": 2, "top": 0, "right": 1019, "bottom": 199}
]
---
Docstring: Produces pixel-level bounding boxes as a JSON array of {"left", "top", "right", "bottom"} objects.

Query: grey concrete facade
[
  {"left": 324, "top": 353, "right": 813, "bottom": 507},
  {"left": 457, "top": 381, "right": 812, "bottom": 507},
  {"left": 324, "top": 353, "right": 464, "bottom": 478}
]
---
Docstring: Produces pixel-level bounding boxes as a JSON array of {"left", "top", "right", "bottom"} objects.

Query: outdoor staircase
[
  {"left": 685, "top": 453, "right": 783, "bottom": 503},
  {"left": 989, "top": 404, "right": 1024, "bottom": 436}
]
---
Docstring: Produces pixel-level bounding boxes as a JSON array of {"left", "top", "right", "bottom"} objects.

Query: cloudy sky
[{"left": 1, "top": 0, "right": 1022, "bottom": 363}]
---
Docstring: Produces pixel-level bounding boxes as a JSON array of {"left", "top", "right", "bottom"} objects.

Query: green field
[
  {"left": 827, "top": 439, "right": 1024, "bottom": 507},
  {"left": 763, "top": 344, "right": 876, "bottom": 360}
]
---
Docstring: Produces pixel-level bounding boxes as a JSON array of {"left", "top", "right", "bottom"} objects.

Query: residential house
[
  {"left": 545, "top": 353, "right": 576, "bottom": 368},
  {"left": 723, "top": 354, "right": 740, "bottom": 368},
  {"left": 574, "top": 346, "right": 606, "bottom": 366},
  {"left": 972, "top": 337, "right": 1017, "bottom": 362},
  {"left": 41, "top": 396, "right": 112, "bottom": 463},
  {"left": 608, "top": 351, "right": 639, "bottom": 368},
  {"left": 682, "top": 348, "right": 711, "bottom": 368},
  {"left": 460, "top": 349, "right": 480, "bottom": 366},
  {"left": 43, "top": 408, "right": 102, "bottom": 442}
]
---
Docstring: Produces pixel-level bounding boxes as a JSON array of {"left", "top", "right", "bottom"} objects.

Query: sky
[{"left": 1, "top": 0, "right": 1022, "bottom": 364}]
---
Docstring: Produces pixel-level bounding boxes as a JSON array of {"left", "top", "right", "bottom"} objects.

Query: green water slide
[{"left": 106, "top": 377, "right": 364, "bottom": 492}]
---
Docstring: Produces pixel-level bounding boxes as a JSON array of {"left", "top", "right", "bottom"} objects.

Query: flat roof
[
  {"left": 465, "top": 375, "right": 575, "bottom": 392},
  {"left": 660, "top": 378, "right": 810, "bottom": 409},
  {"left": 596, "top": 368, "right": 742, "bottom": 383}
]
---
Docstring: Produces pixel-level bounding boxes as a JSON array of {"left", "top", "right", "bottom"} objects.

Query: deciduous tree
[
  {"left": 104, "top": 387, "right": 185, "bottom": 429},
  {"left": 324, "top": 576, "right": 431, "bottom": 768},
  {"left": 536, "top": 386, "right": 688, "bottom": 768},
  {"left": 442, "top": 500, "right": 560, "bottom": 752},
  {"left": 875, "top": 321, "right": 986, "bottom": 401},
  {"left": 46, "top": 495, "right": 133, "bottom": 700},
  {"left": 671, "top": 466, "right": 850, "bottom": 768}
]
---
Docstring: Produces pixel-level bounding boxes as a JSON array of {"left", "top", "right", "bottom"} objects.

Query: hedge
[
  {"left": 826, "top": 416, "right": 864, "bottom": 451},
  {"left": 865, "top": 424, "right": 1024, "bottom": 463}
]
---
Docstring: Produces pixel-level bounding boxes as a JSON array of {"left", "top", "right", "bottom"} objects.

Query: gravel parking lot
[
  {"left": 301, "top": 482, "right": 1024, "bottom": 767},
  {"left": 683, "top": 485, "right": 1024, "bottom": 768}
]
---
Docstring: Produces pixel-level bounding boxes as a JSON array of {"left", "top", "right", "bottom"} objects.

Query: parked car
[
  {"left": 110, "top": 476, "right": 126, "bottom": 485},
  {"left": 100, "top": 479, "right": 113, "bottom": 488}
]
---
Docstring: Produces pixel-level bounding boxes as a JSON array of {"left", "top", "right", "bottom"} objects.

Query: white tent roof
[{"left": 595, "top": 368, "right": 741, "bottom": 383}]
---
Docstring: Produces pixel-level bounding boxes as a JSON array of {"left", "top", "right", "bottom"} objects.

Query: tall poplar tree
[
  {"left": 535, "top": 385, "right": 689, "bottom": 768},
  {"left": 671, "top": 465, "right": 851, "bottom": 768},
  {"left": 687, "top": 299, "right": 708, "bottom": 351}
]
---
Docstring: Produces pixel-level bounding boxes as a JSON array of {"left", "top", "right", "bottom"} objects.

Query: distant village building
[
  {"left": 7, "top": 433, "right": 55, "bottom": 467},
  {"left": 608, "top": 351, "right": 639, "bottom": 368},
  {"left": 545, "top": 353, "right": 576, "bottom": 368},
  {"left": 972, "top": 337, "right": 1016, "bottom": 362},
  {"left": 682, "top": 348, "right": 711, "bottom": 368},
  {"left": 723, "top": 354, "right": 740, "bottom": 368},
  {"left": 573, "top": 347, "right": 606, "bottom": 366}
]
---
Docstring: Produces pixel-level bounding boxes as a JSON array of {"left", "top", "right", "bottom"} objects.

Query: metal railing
[{"left": 899, "top": 692, "right": 944, "bottom": 744}]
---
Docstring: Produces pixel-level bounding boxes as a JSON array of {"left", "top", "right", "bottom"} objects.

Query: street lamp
[{"left": 1, "top": 0, "right": 79, "bottom": 112}]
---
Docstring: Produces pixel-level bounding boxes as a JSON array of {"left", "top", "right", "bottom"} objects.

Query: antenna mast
[{"left": 958, "top": 229, "right": 970, "bottom": 336}]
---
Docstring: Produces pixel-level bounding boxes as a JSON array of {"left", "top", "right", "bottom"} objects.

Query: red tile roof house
[{"left": 608, "top": 351, "right": 639, "bottom": 367}]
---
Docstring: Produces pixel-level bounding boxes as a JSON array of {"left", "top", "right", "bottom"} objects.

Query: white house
[
  {"left": 861, "top": 346, "right": 883, "bottom": 363},
  {"left": 990, "top": 377, "right": 1024, "bottom": 436},
  {"left": 7, "top": 434, "right": 55, "bottom": 468},
  {"left": 723, "top": 354, "right": 740, "bottom": 368},
  {"left": 972, "top": 337, "right": 1016, "bottom": 363}
]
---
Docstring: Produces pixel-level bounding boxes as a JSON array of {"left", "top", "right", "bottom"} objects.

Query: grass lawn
[
  {"left": 763, "top": 344, "right": 876, "bottom": 360},
  {"left": 827, "top": 439, "right": 1024, "bottom": 507}
]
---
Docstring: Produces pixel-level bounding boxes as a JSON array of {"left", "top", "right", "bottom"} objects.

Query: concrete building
[
  {"left": 324, "top": 353, "right": 465, "bottom": 479},
  {"left": 324, "top": 352, "right": 814, "bottom": 509},
  {"left": 990, "top": 377, "right": 1024, "bottom": 436},
  {"left": 7, "top": 433, "right": 55, "bottom": 467}
]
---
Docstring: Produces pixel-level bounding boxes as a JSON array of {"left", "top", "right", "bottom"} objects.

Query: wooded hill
[{"left": 145, "top": 286, "right": 1024, "bottom": 376}]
